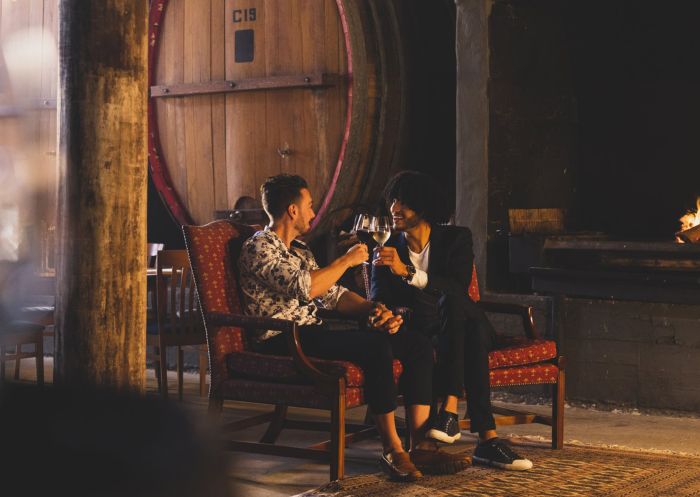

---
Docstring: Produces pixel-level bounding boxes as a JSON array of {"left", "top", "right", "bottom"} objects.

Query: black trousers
[
  {"left": 416, "top": 293, "right": 497, "bottom": 433},
  {"left": 253, "top": 321, "right": 433, "bottom": 415}
]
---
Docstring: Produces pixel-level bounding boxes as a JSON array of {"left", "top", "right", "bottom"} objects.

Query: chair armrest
[
  {"left": 315, "top": 308, "right": 348, "bottom": 320},
  {"left": 207, "top": 312, "right": 294, "bottom": 332},
  {"left": 205, "top": 312, "right": 343, "bottom": 390},
  {"left": 477, "top": 300, "right": 539, "bottom": 339}
]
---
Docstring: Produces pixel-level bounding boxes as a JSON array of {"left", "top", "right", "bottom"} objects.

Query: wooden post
[
  {"left": 455, "top": 0, "right": 491, "bottom": 284},
  {"left": 55, "top": 1, "right": 148, "bottom": 390}
]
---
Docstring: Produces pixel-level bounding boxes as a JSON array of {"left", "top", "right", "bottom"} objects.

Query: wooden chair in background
[
  {"left": 146, "top": 242, "right": 164, "bottom": 269},
  {"left": 146, "top": 249, "right": 208, "bottom": 400},
  {"left": 0, "top": 261, "right": 51, "bottom": 385},
  {"left": 0, "top": 321, "right": 45, "bottom": 385},
  {"left": 146, "top": 242, "right": 164, "bottom": 390}
]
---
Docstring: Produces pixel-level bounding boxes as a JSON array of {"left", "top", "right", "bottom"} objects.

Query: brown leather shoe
[
  {"left": 410, "top": 447, "right": 471, "bottom": 475},
  {"left": 380, "top": 451, "right": 423, "bottom": 482}
]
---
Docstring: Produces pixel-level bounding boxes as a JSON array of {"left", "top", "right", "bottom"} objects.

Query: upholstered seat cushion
[
  {"left": 226, "top": 351, "right": 403, "bottom": 388},
  {"left": 489, "top": 363, "right": 560, "bottom": 386},
  {"left": 489, "top": 338, "right": 557, "bottom": 369}
]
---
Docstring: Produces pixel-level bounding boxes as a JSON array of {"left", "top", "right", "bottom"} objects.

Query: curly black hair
[{"left": 382, "top": 170, "right": 451, "bottom": 224}]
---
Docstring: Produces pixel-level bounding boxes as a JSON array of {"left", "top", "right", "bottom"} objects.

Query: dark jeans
[
  {"left": 416, "top": 293, "right": 497, "bottom": 433},
  {"left": 253, "top": 321, "right": 433, "bottom": 415}
]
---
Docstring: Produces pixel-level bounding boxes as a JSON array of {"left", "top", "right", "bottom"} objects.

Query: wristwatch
[{"left": 402, "top": 264, "right": 416, "bottom": 283}]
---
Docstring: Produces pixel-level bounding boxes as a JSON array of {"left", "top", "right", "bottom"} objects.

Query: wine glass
[
  {"left": 351, "top": 213, "right": 373, "bottom": 265},
  {"left": 370, "top": 216, "right": 392, "bottom": 248},
  {"left": 352, "top": 214, "right": 373, "bottom": 244}
]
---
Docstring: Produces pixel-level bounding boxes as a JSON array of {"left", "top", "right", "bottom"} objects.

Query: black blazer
[{"left": 370, "top": 224, "right": 475, "bottom": 308}]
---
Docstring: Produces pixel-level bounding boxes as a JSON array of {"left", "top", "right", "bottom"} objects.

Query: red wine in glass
[{"left": 352, "top": 214, "right": 375, "bottom": 263}]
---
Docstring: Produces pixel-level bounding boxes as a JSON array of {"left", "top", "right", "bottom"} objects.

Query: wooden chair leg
[
  {"left": 363, "top": 406, "right": 373, "bottom": 426},
  {"left": 198, "top": 345, "right": 207, "bottom": 397},
  {"left": 0, "top": 345, "right": 6, "bottom": 382},
  {"left": 14, "top": 345, "right": 21, "bottom": 380},
  {"left": 159, "top": 346, "right": 169, "bottom": 399},
  {"left": 552, "top": 363, "right": 566, "bottom": 449},
  {"left": 208, "top": 396, "right": 224, "bottom": 415},
  {"left": 403, "top": 405, "right": 413, "bottom": 450},
  {"left": 330, "top": 381, "right": 346, "bottom": 481},
  {"left": 260, "top": 405, "right": 288, "bottom": 444},
  {"left": 152, "top": 346, "right": 162, "bottom": 392},
  {"left": 36, "top": 336, "right": 44, "bottom": 386},
  {"left": 177, "top": 346, "right": 184, "bottom": 401}
]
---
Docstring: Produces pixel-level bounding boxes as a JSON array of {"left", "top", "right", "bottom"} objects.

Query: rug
[{"left": 295, "top": 442, "right": 700, "bottom": 497}]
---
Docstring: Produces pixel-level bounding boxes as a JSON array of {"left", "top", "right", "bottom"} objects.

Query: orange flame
[{"left": 679, "top": 197, "right": 700, "bottom": 232}]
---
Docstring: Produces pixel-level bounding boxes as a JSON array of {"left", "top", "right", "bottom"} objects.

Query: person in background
[
  {"left": 232, "top": 195, "right": 269, "bottom": 225},
  {"left": 371, "top": 170, "right": 533, "bottom": 471},
  {"left": 238, "top": 174, "right": 470, "bottom": 481}
]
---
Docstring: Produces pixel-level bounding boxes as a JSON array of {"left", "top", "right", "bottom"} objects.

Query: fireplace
[
  {"left": 531, "top": 238, "right": 700, "bottom": 305},
  {"left": 468, "top": 0, "right": 700, "bottom": 411},
  {"left": 486, "top": 0, "right": 700, "bottom": 295}
]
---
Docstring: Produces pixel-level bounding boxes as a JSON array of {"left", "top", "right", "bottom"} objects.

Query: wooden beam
[
  {"left": 225, "top": 441, "right": 330, "bottom": 461},
  {"left": 221, "top": 411, "right": 276, "bottom": 433},
  {"left": 309, "top": 427, "right": 378, "bottom": 451},
  {"left": 55, "top": 0, "right": 148, "bottom": 390},
  {"left": 150, "top": 73, "right": 340, "bottom": 99}
]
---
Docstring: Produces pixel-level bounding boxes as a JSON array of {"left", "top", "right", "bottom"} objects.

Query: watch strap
[{"left": 402, "top": 264, "right": 416, "bottom": 283}]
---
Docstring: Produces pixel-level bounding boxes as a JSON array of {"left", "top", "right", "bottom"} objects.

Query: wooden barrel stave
[{"left": 150, "top": 0, "right": 416, "bottom": 235}]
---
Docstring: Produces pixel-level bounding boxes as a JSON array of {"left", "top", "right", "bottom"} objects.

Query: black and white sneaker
[
  {"left": 426, "top": 410, "right": 462, "bottom": 444},
  {"left": 473, "top": 438, "right": 533, "bottom": 471}
]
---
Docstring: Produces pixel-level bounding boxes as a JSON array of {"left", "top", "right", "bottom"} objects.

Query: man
[
  {"left": 238, "top": 174, "right": 468, "bottom": 481},
  {"left": 371, "top": 171, "right": 533, "bottom": 471}
]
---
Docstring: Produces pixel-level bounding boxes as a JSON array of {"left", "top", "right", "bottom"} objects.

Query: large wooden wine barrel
[{"left": 149, "top": 0, "right": 409, "bottom": 235}]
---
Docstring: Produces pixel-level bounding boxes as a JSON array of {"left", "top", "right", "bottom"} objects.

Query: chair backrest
[
  {"left": 147, "top": 243, "right": 164, "bottom": 269},
  {"left": 363, "top": 262, "right": 481, "bottom": 302},
  {"left": 469, "top": 264, "right": 480, "bottom": 302},
  {"left": 155, "top": 250, "right": 202, "bottom": 338},
  {"left": 182, "top": 221, "right": 257, "bottom": 363}
]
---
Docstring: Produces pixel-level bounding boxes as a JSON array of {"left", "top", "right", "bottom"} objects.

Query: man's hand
[
  {"left": 343, "top": 243, "right": 369, "bottom": 268},
  {"left": 368, "top": 303, "right": 404, "bottom": 334},
  {"left": 373, "top": 246, "right": 408, "bottom": 277}
]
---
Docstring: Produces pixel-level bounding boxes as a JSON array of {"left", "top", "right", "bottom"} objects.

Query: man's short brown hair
[{"left": 260, "top": 174, "right": 308, "bottom": 220}]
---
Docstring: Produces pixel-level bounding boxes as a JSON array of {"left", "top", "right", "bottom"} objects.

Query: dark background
[{"left": 488, "top": 0, "right": 700, "bottom": 240}]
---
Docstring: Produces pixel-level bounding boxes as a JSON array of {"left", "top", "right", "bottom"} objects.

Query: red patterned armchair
[
  {"left": 364, "top": 264, "right": 565, "bottom": 449},
  {"left": 462, "top": 269, "right": 565, "bottom": 448},
  {"left": 182, "top": 220, "right": 400, "bottom": 481}
]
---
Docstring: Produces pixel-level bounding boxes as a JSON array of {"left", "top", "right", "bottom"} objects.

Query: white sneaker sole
[
  {"left": 426, "top": 428, "right": 462, "bottom": 444},
  {"left": 472, "top": 456, "right": 533, "bottom": 471}
]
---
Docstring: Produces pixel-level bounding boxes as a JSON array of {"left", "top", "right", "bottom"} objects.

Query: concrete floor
[{"left": 6, "top": 355, "right": 700, "bottom": 497}]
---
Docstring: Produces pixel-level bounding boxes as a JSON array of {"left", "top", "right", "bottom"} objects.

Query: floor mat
[{"left": 295, "top": 442, "right": 700, "bottom": 497}]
